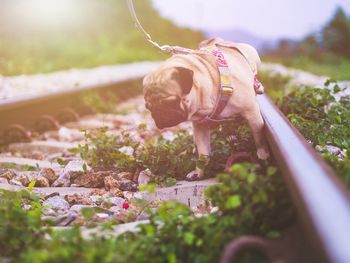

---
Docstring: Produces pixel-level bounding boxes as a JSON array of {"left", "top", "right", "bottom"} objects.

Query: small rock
[
  {"left": 65, "top": 194, "right": 94, "bottom": 205},
  {"left": 70, "top": 204, "right": 94, "bottom": 213},
  {"left": 109, "top": 188, "right": 124, "bottom": 198},
  {"left": 114, "top": 172, "right": 134, "bottom": 181},
  {"left": 43, "top": 196, "right": 70, "bottom": 212},
  {"left": 33, "top": 176, "right": 50, "bottom": 187},
  {"left": 54, "top": 211, "right": 78, "bottom": 226},
  {"left": 316, "top": 145, "right": 342, "bottom": 156},
  {"left": 104, "top": 176, "right": 120, "bottom": 191},
  {"left": 325, "top": 145, "right": 343, "bottom": 155},
  {"left": 123, "top": 191, "right": 135, "bottom": 200},
  {"left": 109, "top": 205, "right": 123, "bottom": 214},
  {"left": 0, "top": 170, "right": 17, "bottom": 180},
  {"left": 118, "top": 179, "right": 138, "bottom": 192},
  {"left": 43, "top": 208, "right": 56, "bottom": 216},
  {"left": 96, "top": 213, "right": 109, "bottom": 219},
  {"left": 64, "top": 160, "right": 91, "bottom": 173},
  {"left": 118, "top": 146, "right": 134, "bottom": 156},
  {"left": 53, "top": 160, "right": 90, "bottom": 187},
  {"left": 9, "top": 179, "right": 23, "bottom": 186},
  {"left": 90, "top": 189, "right": 107, "bottom": 196},
  {"left": 162, "top": 131, "right": 175, "bottom": 141},
  {"left": 23, "top": 204, "right": 32, "bottom": 210},
  {"left": 0, "top": 178, "right": 9, "bottom": 184},
  {"left": 103, "top": 197, "right": 125, "bottom": 207},
  {"left": 210, "top": 207, "right": 219, "bottom": 213},
  {"left": 14, "top": 173, "right": 30, "bottom": 186},
  {"left": 73, "top": 171, "right": 109, "bottom": 188},
  {"left": 52, "top": 172, "right": 72, "bottom": 187},
  {"left": 114, "top": 210, "right": 130, "bottom": 223},
  {"left": 90, "top": 195, "right": 103, "bottom": 204},
  {"left": 138, "top": 169, "right": 154, "bottom": 186},
  {"left": 39, "top": 168, "right": 58, "bottom": 185},
  {"left": 132, "top": 192, "right": 143, "bottom": 199},
  {"left": 137, "top": 211, "right": 150, "bottom": 220}
]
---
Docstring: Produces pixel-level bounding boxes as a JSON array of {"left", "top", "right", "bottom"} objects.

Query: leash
[{"left": 126, "top": 0, "right": 203, "bottom": 55}]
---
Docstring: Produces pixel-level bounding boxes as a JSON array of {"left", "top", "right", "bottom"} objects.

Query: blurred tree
[
  {"left": 300, "top": 34, "right": 320, "bottom": 59},
  {"left": 322, "top": 7, "right": 350, "bottom": 58},
  {"left": 0, "top": 0, "right": 204, "bottom": 75}
]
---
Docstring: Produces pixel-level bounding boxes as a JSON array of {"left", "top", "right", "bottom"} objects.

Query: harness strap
[
  {"left": 194, "top": 44, "right": 235, "bottom": 126},
  {"left": 215, "top": 42, "right": 257, "bottom": 74}
]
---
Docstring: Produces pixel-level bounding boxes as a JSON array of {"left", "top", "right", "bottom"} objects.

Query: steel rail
[
  {"left": 0, "top": 80, "right": 140, "bottom": 141},
  {"left": 0, "top": 63, "right": 159, "bottom": 139},
  {"left": 256, "top": 94, "right": 350, "bottom": 263}
]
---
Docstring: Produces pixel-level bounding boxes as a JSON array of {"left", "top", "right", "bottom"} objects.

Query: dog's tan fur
[{"left": 143, "top": 38, "right": 269, "bottom": 180}]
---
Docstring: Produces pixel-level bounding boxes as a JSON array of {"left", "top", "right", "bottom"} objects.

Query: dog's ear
[{"left": 174, "top": 67, "right": 193, "bottom": 95}]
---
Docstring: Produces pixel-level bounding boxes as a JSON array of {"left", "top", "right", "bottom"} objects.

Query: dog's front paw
[{"left": 186, "top": 169, "right": 204, "bottom": 181}]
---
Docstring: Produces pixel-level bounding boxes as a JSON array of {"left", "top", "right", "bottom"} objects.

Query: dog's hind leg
[{"left": 242, "top": 104, "right": 270, "bottom": 160}]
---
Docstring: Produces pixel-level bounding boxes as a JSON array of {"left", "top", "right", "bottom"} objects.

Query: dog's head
[{"left": 143, "top": 66, "right": 193, "bottom": 129}]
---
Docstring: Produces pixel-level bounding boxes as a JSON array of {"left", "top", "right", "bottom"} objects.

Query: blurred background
[{"left": 0, "top": 0, "right": 349, "bottom": 79}]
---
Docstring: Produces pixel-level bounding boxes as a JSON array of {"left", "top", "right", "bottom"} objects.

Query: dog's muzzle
[{"left": 150, "top": 107, "right": 188, "bottom": 129}]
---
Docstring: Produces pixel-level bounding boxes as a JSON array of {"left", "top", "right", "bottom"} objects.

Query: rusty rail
[
  {"left": 245, "top": 95, "right": 350, "bottom": 263},
  {"left": 222, "top": 95, "right": 350, "bottom": 263}
]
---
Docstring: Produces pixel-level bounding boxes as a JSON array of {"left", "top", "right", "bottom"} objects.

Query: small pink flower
[{"left": 122, "top": 202, "right": 129, "bottom": 209}]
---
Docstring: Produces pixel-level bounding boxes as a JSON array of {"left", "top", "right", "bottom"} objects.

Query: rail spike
[
  {"left": 56, "top": 107, "right": 79, "bottom": 124},
  {"left": 34, "top": 115, "right": 60, "bottom": 133},
  {"left": 2, "top": 124, "right": 31, "bottom": 144}
]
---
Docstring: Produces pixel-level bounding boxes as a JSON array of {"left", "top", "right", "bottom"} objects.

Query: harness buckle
[{"left": 222, "top": 86, "right": 233, "bottom": 96}]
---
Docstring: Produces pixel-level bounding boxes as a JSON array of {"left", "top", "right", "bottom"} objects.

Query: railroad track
[{"left": 0, "top": 63, "right": 349, "bottom": 263}]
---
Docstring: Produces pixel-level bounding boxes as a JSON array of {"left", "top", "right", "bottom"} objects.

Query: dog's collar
[{"left": 194, "top": 44, "right": 234, "bottom": 126}]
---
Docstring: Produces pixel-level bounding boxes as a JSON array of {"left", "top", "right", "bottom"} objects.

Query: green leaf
[
  {"left": 184, "top": 232, "right": 195, "bottom": 245},
  {"left": 28, "top": 181, "right": 36, "bottom": 192},
  {"left": 139, "top": 183, "right": 157, "bottom": 194},
  {"left": 167, "top": 253, "right": 177, "bottom": 263},
  {"left": 82, "top": 163, "right": 87, "bottom": 173},
  {"left": 225, "top": 195, "right": 241, "bottom": 209},
  {"left": 56, "top": 158, "right": 65, "bottom": 166},
  {"left": 335, "top": 115, "right": 342, "bottom": 124}
]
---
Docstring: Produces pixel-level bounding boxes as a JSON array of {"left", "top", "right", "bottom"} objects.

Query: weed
[{"left": 0, "top": 162, "right": 293, "bottom": 263}]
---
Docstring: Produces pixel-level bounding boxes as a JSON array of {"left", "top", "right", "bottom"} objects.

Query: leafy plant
[
  {"left": 69, "top": 127, "right": 140, "bottom": 171},
  {"left": 0, "top": 189, "right": 46, "bottom": 257},
  {"left": 0, "top": 162, "right": 293, "bottom": 263},
  {"left": 263, "top": 75, "right": 350, "bottom": 187},
  {"left": 70, "top": 121, "right": 259, "bottom": 182}
]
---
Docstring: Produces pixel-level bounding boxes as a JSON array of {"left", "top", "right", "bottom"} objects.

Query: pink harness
[{"left": 173, "top": 44, "right": 262, "bottom": 126}]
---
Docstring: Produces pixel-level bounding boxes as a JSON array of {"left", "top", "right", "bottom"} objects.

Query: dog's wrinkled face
[{"left": 143, "top": 66, "right": 193, "bottom": 129}]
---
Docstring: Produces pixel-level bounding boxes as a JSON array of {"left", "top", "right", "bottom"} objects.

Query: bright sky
[{"left": 152, "top": 0, "right": 350, "bottom": 39}]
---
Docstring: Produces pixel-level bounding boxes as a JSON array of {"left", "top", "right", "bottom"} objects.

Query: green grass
[{"left": 263, "top": 54, "right": 350, "bottom": 81}]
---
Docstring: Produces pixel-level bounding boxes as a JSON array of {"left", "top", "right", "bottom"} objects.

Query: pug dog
[{"left": 143, "top": 38, "right": 269, "bottom": 181}]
